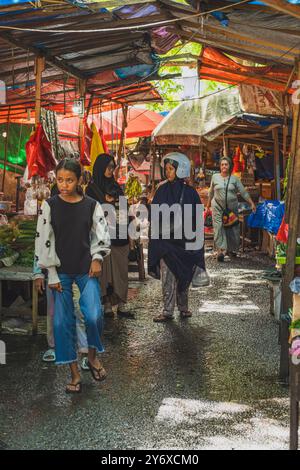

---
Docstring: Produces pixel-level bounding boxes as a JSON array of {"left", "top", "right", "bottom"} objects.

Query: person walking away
[
  {"left": 206, "top": 157, "right": 256, "bottom": 262},
  {"left": 148, "top": 152, "right": 205, "bottom": 322},
  {"left": 86, "top": 153, "right": 134, "bottom": 319},
  {"left": 35, "top": 158, "right": 110, "bottom": 393}
]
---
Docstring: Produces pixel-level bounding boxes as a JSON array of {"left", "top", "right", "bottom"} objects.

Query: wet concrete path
[{"left": 0, "top": 253, "right": 289, "bottom": 450}]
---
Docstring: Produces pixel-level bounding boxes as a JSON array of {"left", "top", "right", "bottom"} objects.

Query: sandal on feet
[
  {"left": 180, "top": 311, "right": 192, "bottom": 319},
  {"left": 87, "top": 361, "right": 107, "bottom": 382},
  {"left": 65, "top": 382, "right": 82, "bottom": 394},
  {"left": 117, "top": 309, "right": 135, "bottom": 319},
  {"left": 153, "top": 314, "right": 174, "bottom": 323}
]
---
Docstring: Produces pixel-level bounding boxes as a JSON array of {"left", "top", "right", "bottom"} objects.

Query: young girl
[{"left": 35, "top": 158, "right": 110, "bottom": 393}]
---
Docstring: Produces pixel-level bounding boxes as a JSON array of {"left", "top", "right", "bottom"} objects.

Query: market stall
[{"left": 152, "top": 85, "right": 291, "bottom": 253}]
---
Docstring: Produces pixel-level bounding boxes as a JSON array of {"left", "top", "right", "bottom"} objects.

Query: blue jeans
[{"left": 53, "top": 274, "right": 104, "bottom": 365}]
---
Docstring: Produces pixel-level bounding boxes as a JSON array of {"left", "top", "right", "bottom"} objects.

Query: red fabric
[
  {"left": 80, "top": 118, "right": 92, "bottom": 166},
  {"left": 26, "top": 123, "right": 56, "bottom": 178},
  {"left": 198, "top": 47, "right": 295, "bottom": 94},
  {"left": 276, "top": 219, "right": 289, "bottom": 243},
  {"left": 232, "top": 147, "right": 243, "bottom": 174}
]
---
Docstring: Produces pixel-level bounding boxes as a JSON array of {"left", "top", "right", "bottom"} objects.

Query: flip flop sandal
[
  {"left": 87, "top": 361, "right": 107, "bottom": 382},
  {"left": 180, "top": 311, "right": 192, "bottom": 319},
  {"left": 262, "top": 272, "right": 282, "bottom": 280},
  {"left": 42, "top": 349, "right": 56, "bottom": 362},
  {"left": 65, "top": 382, "right": 82, "bottom": 394},
  {"left": 153, "top": 314, "right": 174, "bottom": 323},
  {"left": 117, "top": 309, "right": 135, "bottom": 319}
]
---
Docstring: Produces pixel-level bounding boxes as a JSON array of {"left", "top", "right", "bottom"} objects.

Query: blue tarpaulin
[{"left": 0, "top": 0, "right": 31, "bottom": 5}]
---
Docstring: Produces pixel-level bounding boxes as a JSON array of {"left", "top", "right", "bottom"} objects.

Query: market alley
[{"left": 0, "top": 251, "right": 290, "bottom": 450}]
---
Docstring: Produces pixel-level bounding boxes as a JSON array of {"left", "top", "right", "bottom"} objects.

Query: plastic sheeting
[
  {"left": 0, "top": 123, "right": 32, "bottom": 167},
  {"left": 152, "top": 87, "right": 241, "bottom": 146},
  {"left": 152, "top": 85, "right": 287, "bottom": 146},
  {"left": 247, "top": 200, "right": 285, "bottom": 235},
  {"left": 198, "top": 47, "right": 294, "bottom": 93}
]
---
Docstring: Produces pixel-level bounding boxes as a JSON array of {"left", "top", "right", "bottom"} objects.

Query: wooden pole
[
  {"left": 272, "top": 127, "right": 281, "bottom": 200},
  {"left": 151, "top": 144, "right": 157, "bottom": 193},
  {"left": 115, "top": 104, "right": 128, "bottom": 180},
  {"left": 34, "top": 56, "right": 45, "bottom": 127},
  {"left": 2, "top": 106, "right": 10, "bottom": 193},
  {"left": 280, "top": 59, "right": 300, "bottom": 382},
  {"left": 78, "top": 79, "right": 86, "bottom": 161}
]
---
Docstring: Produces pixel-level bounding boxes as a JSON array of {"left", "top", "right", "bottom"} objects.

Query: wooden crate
[{"left": 241, "top": 173, "right": 255, "bottom": 186}]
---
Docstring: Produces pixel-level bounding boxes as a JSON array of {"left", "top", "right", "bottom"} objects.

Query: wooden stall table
[{"left": 0, "top": 266, "right": 38, "bottom": 335}]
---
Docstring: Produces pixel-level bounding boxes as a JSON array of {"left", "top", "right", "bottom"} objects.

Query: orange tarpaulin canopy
[{"left": 198, "top": 47, "right": 295, "bottom": 93}]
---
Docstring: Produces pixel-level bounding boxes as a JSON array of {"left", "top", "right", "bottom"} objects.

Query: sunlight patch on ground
[
  {"left": 156, "top": 398, "right": 250, "bottom": 424},
  {"left": 199, "top": 301, "right": 260, "bottom": 314},
  {"left": 154, "top": 398, "right": 289, "bottom": 450}
]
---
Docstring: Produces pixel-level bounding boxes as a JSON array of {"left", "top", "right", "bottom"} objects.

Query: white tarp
[
  {"left": 152, "top": 85, "right": 286, "bottom": 146},
  {"left": 152, "top": 87, "right": 241, "bottom": 146}
]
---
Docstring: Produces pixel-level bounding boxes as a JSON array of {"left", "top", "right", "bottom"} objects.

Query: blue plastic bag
[{"left": 247, "top": 200, "right": 284, "bottom": 235}]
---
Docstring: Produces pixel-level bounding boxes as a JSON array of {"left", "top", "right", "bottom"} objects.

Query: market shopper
[
  {"left": 148, "top": 152, "right": 205, "bottom": 322},
  {"left": 35, "top": 158, "right": 110, "bottom": 393},
  {"left": 86, "top": 153, "right": 134, "bottom": 319},
  {"left": 206, "top": 157, "right": 256, "bottom": 262}
]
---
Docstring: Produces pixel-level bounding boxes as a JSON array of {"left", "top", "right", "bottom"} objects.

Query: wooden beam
[
  {"left": 272, "top": 127, "right": 281, "bottom": 200},
  {"left": 1, "top": 107, "right": 11, "bottom": 192},
  {"left": 34, "top": 55, "right": 45, "bottom": 126},
  {"left": 0, "top": 31, "right": 86, "bottom": 79},
  {"left": 280, "top": 58, "right": 300, "bottom": 382},
  {"left": 78, "top": 79, "right": 86, "bottom": 163},
  {"left": 116, "top": 104, "right": 128, "bottom": 179},
  {"left": 262, "top": 0, "right": 300, "bottom": 20}
]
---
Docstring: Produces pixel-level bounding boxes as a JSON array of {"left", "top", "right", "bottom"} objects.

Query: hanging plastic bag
[{"left": 276, "top": 218, "right": 289, "bottom": 243}]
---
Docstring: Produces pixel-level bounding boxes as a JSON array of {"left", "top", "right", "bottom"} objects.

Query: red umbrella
[{"left": 58, "top": 107, "right": 163, "bottom": 140}]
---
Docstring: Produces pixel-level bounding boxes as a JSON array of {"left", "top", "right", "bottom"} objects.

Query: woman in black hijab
[{"left": 86, "top": 154, "right": 134, "bottom": 319}]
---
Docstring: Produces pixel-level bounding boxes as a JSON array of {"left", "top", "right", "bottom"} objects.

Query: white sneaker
[{"left": 80, "top": 356, "right": 90, "bottom": 371}]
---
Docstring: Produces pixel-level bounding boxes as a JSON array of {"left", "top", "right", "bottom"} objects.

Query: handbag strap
[
  {"left": 224, "top": 175, "right": 231, "bottom": 211},
  {"left": 214, "top": 175, "right": 231, "bottom": 213}
]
